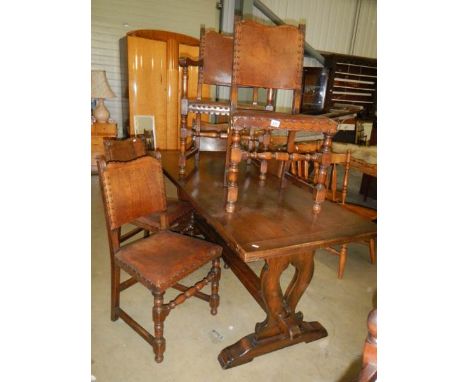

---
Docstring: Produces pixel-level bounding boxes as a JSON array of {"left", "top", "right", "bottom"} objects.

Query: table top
[{"left": 161, "top": 151, "right": 376, "bottom": 262}]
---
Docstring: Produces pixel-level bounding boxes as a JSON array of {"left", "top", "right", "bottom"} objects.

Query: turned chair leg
[
  {"left": 226, "top": 129, "right": 241, "bottom": 213},
  {"left": 338, "top": 244, "right": 348, "bottom": 279},
  {"left": 369, "top": 238, "right": 376, "bottom": 264},
  {"left": 210, "top": 258, "right": 221, "bottom": 315},
  {"left": 111, "top": 263, "right": 120, "bottom": 321},
  {"left": 153, "top": 291, "right": 168, "bottom": 363}
]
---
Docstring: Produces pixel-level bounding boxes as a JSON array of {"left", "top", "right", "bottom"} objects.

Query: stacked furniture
[
  {"left": 224, "top": 20, "right": 338, "bottom": 214},
  {"left": 178, "top": 27, "right": 275, "bottom": 177}
]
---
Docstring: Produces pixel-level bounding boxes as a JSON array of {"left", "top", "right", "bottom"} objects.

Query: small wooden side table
[{"left": 91, "top": 122, "right": 117, "bottom": 173}]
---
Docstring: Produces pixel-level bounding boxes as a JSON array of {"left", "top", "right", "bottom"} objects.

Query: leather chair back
[
  {"left": 98, "top": 156, "right": 167, "bottom": 230},
  {"left": 232, "top": 20, "right": 305, "bottom": 90}
]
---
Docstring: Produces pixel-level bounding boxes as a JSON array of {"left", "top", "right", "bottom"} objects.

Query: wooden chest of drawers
[{"left": 91, "top": 122, "right": 117, "bottom": 173}]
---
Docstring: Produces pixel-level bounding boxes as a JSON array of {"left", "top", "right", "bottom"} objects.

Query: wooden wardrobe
[{"left": 126, "top": 30, "right": 209, "bottom": 150}]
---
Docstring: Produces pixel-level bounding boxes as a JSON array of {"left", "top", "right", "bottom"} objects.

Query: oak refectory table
[{"left": 161, "top": 151, "right": 377, "bottom": 369}]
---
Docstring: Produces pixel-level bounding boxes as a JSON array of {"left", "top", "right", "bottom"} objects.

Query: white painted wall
[{"left": 91, "top": 0, "right": 220, "bottom": 135}]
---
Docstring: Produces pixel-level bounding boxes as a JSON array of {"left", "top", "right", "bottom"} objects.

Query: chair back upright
[
  {"left": 198, "top": 28, "right": 233, "bottom": 95},
  {"left": 230, "top": 20, "right": 305, "bottom": 113}
]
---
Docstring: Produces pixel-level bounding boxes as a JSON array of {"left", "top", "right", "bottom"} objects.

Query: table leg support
[{"left": 218, "top": 252, "right": 327, "bottom": 369}]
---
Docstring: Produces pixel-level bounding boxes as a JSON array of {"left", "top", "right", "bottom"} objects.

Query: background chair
[
  {"left": 289, "top": 144, "right": 376, "bottom": 278},
  {"left": 103, "top": 137, "right": 194, "bottom": 243},
  {"left": 225, "top": 19, "right": 338, "bottom": 214},
  {"left": 179, "top": 27, "right": 233, "bottom": 176},
  {"left": 289, "top": 140, "right": 324, "bottom": 181},
  {"left": 97, "top": 155, "right": 222, "bottom": 363},
  {"left": 179, "top": 26, "right": 274, "bottom": 176}
]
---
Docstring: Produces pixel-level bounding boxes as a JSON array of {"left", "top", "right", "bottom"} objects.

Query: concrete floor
[{"left": 91, "top": 173, "right": 376, "bottom": 382}]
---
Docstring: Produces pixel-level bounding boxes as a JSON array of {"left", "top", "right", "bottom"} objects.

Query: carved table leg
[{"left": 218, "top": 251, "right": 327, "bottom": 369}]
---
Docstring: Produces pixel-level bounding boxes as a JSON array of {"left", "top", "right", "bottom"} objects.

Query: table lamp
[{"left": 91, "top": 70, "right": 116, "bottom": 123}]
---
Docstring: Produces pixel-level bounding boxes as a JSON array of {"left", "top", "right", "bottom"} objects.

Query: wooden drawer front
[
  {"left": 91, "top": 122, "right": 117, "bottom": 136},
  {"left": 91, "top": 136, "right": 105, "bottom": 146},
  {"left": 91, "top": 122, "right": 117, "bottom": 172}
]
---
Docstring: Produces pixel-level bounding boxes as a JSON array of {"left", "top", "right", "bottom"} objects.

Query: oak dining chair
[
  {"left": 97, "top": 154, "right": 222, "bottom": 363},
  {"left": 224, "top": 19, "right": 338, "bottom": 214},
  {"left": 179, "top": 27, "right": 233, "bottom": 175},
  {"left": 289, "top": 144, "right": 376, "bottom": 278},
  {"left": 178, "top": 26, "right": 274, "bottom": 177},
  {"left": 102, "top": 137, "right": 194, "bottom": 243}
]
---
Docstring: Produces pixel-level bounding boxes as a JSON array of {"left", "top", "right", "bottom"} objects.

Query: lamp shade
[{"left": 91, "top": 70, "right": 116, "bottom": 99}]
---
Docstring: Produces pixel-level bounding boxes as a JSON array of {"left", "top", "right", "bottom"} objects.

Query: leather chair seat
[{"left": 116, "top": 231, "right": 222, "bottom": 292}]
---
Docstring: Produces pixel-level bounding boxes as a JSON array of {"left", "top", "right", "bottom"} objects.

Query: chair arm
[{"left": 178, "top": 57, "right": 203, "bottom": 68}]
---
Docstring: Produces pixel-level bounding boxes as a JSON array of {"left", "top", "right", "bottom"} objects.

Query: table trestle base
[{"left": 218, "top": 320, "right": 327, "bottom": 369}]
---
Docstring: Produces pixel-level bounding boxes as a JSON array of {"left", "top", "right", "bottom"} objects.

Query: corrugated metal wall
[
  {"left": 91, "top": 0, "right": 219, "bottom": 135},
  {"left": 252, "top": 0, "right": 376, "bottom": 111},
  {"left": 253, "top": 0, "right": 376, "bottom": 59},
  {"left": 352, "top": 0, "right": 377, "bottom": 58}
]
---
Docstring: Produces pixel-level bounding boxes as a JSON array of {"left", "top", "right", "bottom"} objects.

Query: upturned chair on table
[
  {"left": 178, "top": 26, "right": 275, "bottom": 177},
  {"left": 225, "top": 19, "right": 338, "bottom": 214},
  {"left": 102, "top": 137, "right": 194, "bottom": 243},
  {"left": 289, "top": 143, "right": 376, "bottom": 278},
  {"left": 97, "top": 154, "right": 222, "bottom": 363}
]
